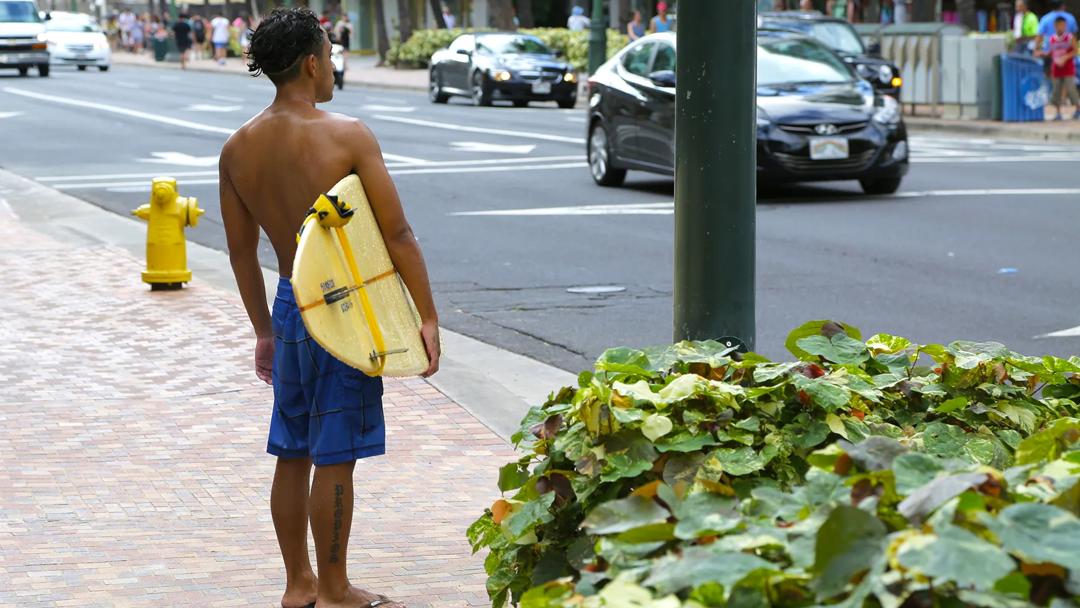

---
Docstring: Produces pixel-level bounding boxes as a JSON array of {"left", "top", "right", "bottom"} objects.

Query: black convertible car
[
  {"left": 585, "top": 31, "right": 909, "bottom": 194},
  {"left": 429, "top": 32, "right": 578, "bottom": 108},
  {"left": 760, "top": 11, "right": 902, "bottom": 98}
]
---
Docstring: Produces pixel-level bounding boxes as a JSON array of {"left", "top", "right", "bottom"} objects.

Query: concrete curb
[
  {"left": 110, "top": 54, "right": 431, "bottom": 92},
  {"left": 0, "top": 168, "right": 576, "bottom": 441},
  {"left": 904, "top": 116, "right": 1080, "bottom": 143}
]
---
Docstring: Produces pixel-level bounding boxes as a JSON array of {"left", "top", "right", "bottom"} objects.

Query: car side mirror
[
  {"left": 44, "top": 11, "right": 51, "bottom": 20},
  {"left": 554, "top": 49, "right": 564, "bottom": 57},
  {"left": 867, "top": 42, "right": 881, "bottom": 56},
  {"left": 648, "top": 70, "right": 676, "bottom": 88},
  {"left": 456, "top": 48, "right": 472, "bottom": 56}
]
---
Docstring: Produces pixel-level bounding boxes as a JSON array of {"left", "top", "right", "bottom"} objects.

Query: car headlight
[
  {"left": 493, "top": 70, "right": 512, "bottom": 82},
  {"left": 756, "top": 106, "right": 770, "bottom": 130},
  {"left": 878, "top": 64, "right": 893, "bottom": 84},
  {"left": 95, "top": 39, "right": 108, "bottom": 51},
  {"left": 36, "top": 32, "right": 47, "bottom": 42},
  {"left": 873, "top": 95, "right": 900, "bottom": 125},
  {"left": 564, "top": 71, "right": 577, "bottom": 83}
]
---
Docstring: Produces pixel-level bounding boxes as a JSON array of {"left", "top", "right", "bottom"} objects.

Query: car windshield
[
  {"left": 47, "top": 19, "right": 100, "bottom": 32},
  {"left": 0, "top": 1, "right": 42, "bottom": 23},
  {"left": 774, "top": 20, "right": 865, "bottom": 55},
  {"left": 758, "top": 37, "right": 853, "bottom": 86},
  {"left": 477, "top": 34, "right": 551, "bottom": 56}
]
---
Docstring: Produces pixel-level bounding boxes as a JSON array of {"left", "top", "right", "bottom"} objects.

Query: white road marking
[
  {"left": 51, "top": 160, "right": 588, "bottom": 189},
  {"left": 116, "top": 81, "right": 139, "bottom": 89},
  {"left": 185, "top": 103, "right": 242, "bottom": 112},
  {"left": 0, "top": 111, "right": 22, "bottom": 119},
  {"left": 372, "top": 114, "right": 585, "bottom": 144},
  {"left": 138, "top": 152, "right": 220, "bottom": 167},
  {"left": 1037, "top": 325, "right": 1080, "bottom": 338},
  {"left": 565, "top": 116, "right": 587, "bottom": 123},
  {"left": 361, "top": 104, "right": 416, "bottom": 113},
  {"left": 451, "top": 141, "right": 537, "bottom": 154},
  {"left": 912, "top": 155, "right": 1080, "bottom": 163},
  {"left": 382, "top": 153, "right": 428, "bottom": 164},
  {"left": 35, "top": 155, "right": 584, "bottom": 183},
  {"left": 4, "top": 87, "right": 235, "bottom": 135},
  {"left": 454, "top": 202, "right": 675, "bottom": 216},
  {"left": 893, "top": 187, "right": 1080, "bottom": 197},
  {"left": 212, "top": 94, "right": 244, "bottom": 102}
]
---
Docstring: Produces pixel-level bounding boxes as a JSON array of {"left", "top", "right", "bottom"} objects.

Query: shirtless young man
[{"left": 218, "top": 8, "right": 440, "bottom": 608}]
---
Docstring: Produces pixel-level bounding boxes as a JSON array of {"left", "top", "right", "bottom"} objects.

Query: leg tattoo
[{"left": 330, "top": 483, "right": 344, "bottom": 563}]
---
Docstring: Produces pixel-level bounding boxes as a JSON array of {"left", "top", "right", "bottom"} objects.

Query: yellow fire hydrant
[{"left": 132, "top": 177, "right": 203, "bottom": 290}]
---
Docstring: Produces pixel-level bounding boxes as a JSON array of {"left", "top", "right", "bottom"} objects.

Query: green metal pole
[
  {"left": 673, "top": 0, "right": 757, "bottom": 348},
  {"left": 587, "top": 0, "right": 605, "bottom": 74}
]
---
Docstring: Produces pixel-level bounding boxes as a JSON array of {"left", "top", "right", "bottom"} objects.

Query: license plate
[
  {"left": 809, "top": 136, "right": 849, "bottom": 160},
  {"left": 531, "top": 81, "right": 552, "bottom": 95}
]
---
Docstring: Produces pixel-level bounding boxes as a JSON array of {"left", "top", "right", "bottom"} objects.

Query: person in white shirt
[
  {"left": 894, "top": 0, "right": 909, "bottom": 24},
  {"left": 441, "top": 4, "right": 455, "bottom": 28},
  {"left": 567, "top": 5, "right": 590, "bottom": 31},
  {"left": 118, "top": 10, "right": 135, "bottom": 49},
  {"left": 210, "top": 13, "right": 231, "bottom": 65}
]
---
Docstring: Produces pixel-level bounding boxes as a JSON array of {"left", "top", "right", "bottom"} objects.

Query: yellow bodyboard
[{"left": 291, "top": 174, "right": 428, "bottom": 377}]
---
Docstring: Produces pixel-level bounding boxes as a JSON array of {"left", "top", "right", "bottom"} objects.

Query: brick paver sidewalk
[{"left": 0, "top": 207, "right": 513, "bottom": 607}]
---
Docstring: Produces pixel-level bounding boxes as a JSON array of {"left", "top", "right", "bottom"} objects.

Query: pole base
[{"left": 149, "top": 282, "right": 184, "bottom": 291}]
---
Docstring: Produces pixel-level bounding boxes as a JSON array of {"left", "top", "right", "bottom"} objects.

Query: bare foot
[
  {"left": 317, "top": 583, "right": 405, "bottom": 608},
  {"left": 281, "top": 574, "right": 318, "bottom": 608}
]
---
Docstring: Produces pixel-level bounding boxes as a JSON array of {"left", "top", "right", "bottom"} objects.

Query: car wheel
[
  {"left": 99, "top": 65, "right": 109, "bottom": 72},
  {"left": 588, "top": 121, "right": 627, "bottom": 187},
  {"left": 859, "top": 177, "right": 902, "bottom": 195},
  {"left": 78, "top": 65, "right": 87, "bottom": 71},
  {"left": 17, "top": 66, "right": 28, "bottom": 76},
  {"left": 37, "top": 64, "right": 49, "bottom": 77},
  {"left": 512, "top": 100, "right": 528, "bottom": 108},
  {"left": 557, "top": 95, "right": 576, "bottom": 109},
  {"left": 429, "top": 70, "right": 449, "bottom": 104},
  {"left": 472, "top": 71, "right": 493, "bottom": 107}
]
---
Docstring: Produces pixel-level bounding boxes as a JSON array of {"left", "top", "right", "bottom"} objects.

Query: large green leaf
[
  {"left": 796, "top": 377, "right": 852, "bottom": 412},
  {"left": 892, "top": 453, "right": 949, "bottom": 496},
  {"left": 643, "top": 546, "right": 775, "bottom": 595},
  {"left": 796, "top": 333, "right": 870, "bottom": 365},
  {"left": 812, "top": 505, "right": 887, "bottom": 598},
  {"left": 673, "top": 492, "right": 740, "bottom": 540},
  {"left": 596, "top": 347, "right": 652, "bottom": 376},
  {"left": 1015, "top": 418, "right": 1080, "bottom": 465},
  {"left": 897, "top": 472, "right": 988, "bottom": 523},
  {"left": 581, "top": 495, "right": 670, "bottom": 535},
  {"left": 785, "top": 320, "right": 862, "bottom": 360},
  {"left": 896, "top": 526, "right": 1014, "bottom": 591},
  {"left": 983, "top": 503, "right": 1080, "bottom": 570},
  {"left": 505, "top": 493, "right": 556, "bottom": 540},
  {"left": 711, "top": 447, "right": 767, "bottom": 477}
]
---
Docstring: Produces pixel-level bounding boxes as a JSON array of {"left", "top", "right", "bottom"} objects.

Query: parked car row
[
  {"left": 426, "top": 10, "right": 908, "bottom": 194},
  {"left": 0, "top": 0, "right": 110, "bottom": 77}
]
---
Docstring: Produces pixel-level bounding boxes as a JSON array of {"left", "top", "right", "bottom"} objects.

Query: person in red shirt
[{"left": 1046, "top": 16, "right": 1079, "bottom": 119}]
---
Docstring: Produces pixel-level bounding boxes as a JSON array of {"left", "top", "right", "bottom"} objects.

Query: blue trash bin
[{"left": 1001, "top": 53, "right": 1048, "bottom": 122}]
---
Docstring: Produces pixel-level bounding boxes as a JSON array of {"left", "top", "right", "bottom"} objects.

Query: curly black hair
[{"left": 246, "top": 8, "right": 325, "bottom": 84}]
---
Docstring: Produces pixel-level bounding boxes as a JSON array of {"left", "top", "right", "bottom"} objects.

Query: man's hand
[
  {"left": 255, "top": 335, "right": 274, "bottom": 384},
  {"left": 420, "top": 320, "right": 441, "bottom": 378}
]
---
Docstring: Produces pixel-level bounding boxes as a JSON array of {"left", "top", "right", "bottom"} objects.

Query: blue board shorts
[{"left": 267, "top": 277, "right": 386, "bottom": 466}]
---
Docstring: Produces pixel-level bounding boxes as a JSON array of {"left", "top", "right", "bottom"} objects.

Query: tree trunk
[
  {"left": 516, "top": 0, "right": 535, "bottom": 27},
  {"left": 910, "top": 0, "right": 936, "bottom": 22},
  {"left": 396, "top": 0, "right": 414, "bottom": 42},
  {"left": 429, "top": 0, "right": 446, "bottom": 27},
  {"left": 375, "top": 0, "right": 390, "bottom": 64},
  {"left": 489, "top": 0, "right": 515, "bottom": 28},
  {"left": 955, "top": 0, "right": 977, "bottom": 29}
]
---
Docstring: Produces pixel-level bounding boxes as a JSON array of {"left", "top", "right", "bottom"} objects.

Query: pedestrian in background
[
  {"left": 118, "top": 8, "right": 134, "bottom": 50},
  {"left": 1036, "top": 1, "right": 1078, "bottom": 51},
  {"left": 894, "top": 0, "right": 909, "bottom": 23},
  {"left": 192, "top": 14, "right": 207, "bottom": 59},
  {"left": 1046, "top": 16, "right": 1079, "bottom": 119},
  {"left": 235, "top": 13, "right": 252, "bottom": 53},
  {"left": 441, "top": 4, "right": 455, "bottom": 28},
  {"left": 333, "top": 13, "right": 352, "bottom": 47},
  {"left": 800, "top": 0, "right": 816, "bottom": 11},
  {"left": 627, "top": 9, "right": 644, "bottom": 41},
  {"left": 567, "top": 5, "right": 590, "bottom": 31},
  {"left": 649, "top": 2, "right": 671, "bottom": 33},
  {"left": 1013, "top": 0, "right": 1038, "bottom": 52},
  {"left": 210, "top": 12, "right": 229, "bottom": 65},
  {"left": 129, "top": 14, "right": 145, "bottom": 52},
  {"left": 172, "top": 12, "right": 193, "bottom": 69}
]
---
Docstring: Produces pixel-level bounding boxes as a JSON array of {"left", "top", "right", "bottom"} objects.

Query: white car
[{"left": 44, "top": 13, "right": 109, "bottom": 71}]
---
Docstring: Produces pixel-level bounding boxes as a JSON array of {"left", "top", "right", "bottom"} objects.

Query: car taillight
[{"left": 31, "top": 42, "right": 46, "bottom": 50}]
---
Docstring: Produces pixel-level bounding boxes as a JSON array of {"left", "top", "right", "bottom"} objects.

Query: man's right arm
[{"left": 219, "top": 148, "right": 274, "bottom": 382}]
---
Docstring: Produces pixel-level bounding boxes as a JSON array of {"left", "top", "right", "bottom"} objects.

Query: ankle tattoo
[{"left": 330, "top": 484, "right": 344, "bottom": 563}]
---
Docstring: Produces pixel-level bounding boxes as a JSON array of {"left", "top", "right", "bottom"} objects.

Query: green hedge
[
  {"left": 468, "top": 321, "right": 1080, "bottom": 606},
  {"left": 387, "top": 27, "right": 629, "bottom": 72}
]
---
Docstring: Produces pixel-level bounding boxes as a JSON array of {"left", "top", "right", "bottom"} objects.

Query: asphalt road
[{"left": 2, "top": 64, "right": 1079, "bottom": 372}]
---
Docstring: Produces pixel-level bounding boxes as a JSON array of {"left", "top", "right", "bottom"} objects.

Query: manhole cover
[{"left": 566, "top": 285, "right": 626, "bottom": 295}]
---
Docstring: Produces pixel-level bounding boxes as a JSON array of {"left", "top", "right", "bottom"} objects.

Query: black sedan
[
  {"left": 585, "top": 32, "right": 909, "bottom": 195},
  {"left": 759, "top": 11, "right": 902, "bottom": 98},
  {"left": 429, "top": 32, "right": 578, "bottom": 108}
]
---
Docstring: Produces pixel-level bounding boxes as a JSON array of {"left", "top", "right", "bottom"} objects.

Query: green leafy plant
[
  {"left": 387, "top": 27, "right": 628, "bottom": 71},
  {"left": 467, "top": 322, "right": 1080, "bottom": 606}
]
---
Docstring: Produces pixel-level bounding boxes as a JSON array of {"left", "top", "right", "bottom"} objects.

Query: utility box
[
  {"left": 940, "top": 34, "right": 1008, "bottom": 119},
  {"left": 876, "top": 23, "right": 967, "bottom": 112}
]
